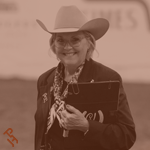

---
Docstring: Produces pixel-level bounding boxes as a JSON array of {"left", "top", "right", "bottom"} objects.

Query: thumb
[{"left": 66, "top": 104, "right": 78, "bottom": 113}]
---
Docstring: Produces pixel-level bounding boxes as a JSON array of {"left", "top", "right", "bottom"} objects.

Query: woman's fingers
[
  {"left": 60, "top": 109, "right": 68, "bottom": 118},
  {"left": 61, "top": 119, "right": 66, "bottom": 128},
  {"left": 66, "top": 104, "right": 79, "bottom": 113},
  {"left": 59, "top": 107, "right": 86, "bottom": 130}
]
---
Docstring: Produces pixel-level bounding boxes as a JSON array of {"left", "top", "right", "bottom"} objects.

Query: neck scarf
[{"left": 46, "top": 61, "right": 85, "bottom": 135}]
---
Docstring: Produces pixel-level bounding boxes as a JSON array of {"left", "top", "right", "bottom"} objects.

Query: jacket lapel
[
  {"left": 40, "top": 70, "right": 55, "bottom": 124},
  {"left": 40, "top": 84, "right": 51, "bottom": 122}
]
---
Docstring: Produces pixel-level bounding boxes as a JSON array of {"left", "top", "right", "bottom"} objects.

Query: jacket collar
[
  {"left": 78, "top": 58, "right": 94, "bottom": 82},
  {"left": 39, "top": 58, "right": 94, "bottom": 88}
]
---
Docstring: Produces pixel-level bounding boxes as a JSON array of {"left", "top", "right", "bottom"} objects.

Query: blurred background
[{"left": 0, "top": 0, "right": 150, "bottom": 149}]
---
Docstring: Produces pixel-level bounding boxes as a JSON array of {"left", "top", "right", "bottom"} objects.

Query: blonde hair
[
  {"left": 49, "top": 31, "right": 96, "bottom": 60},
  {"left": 83, "top": 31, "right": 96, "bottom": 60},
  {"left": 49, "top": 33, "right": 56, "bottom": 54}
]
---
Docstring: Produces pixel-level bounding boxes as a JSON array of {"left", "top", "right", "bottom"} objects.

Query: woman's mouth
[{"left": 63, "top": 52, "right": 77, "bottom": 56}]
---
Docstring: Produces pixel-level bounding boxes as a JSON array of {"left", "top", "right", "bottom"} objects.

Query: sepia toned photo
[{"left": 0, "top": 0, "right": 150, "bottom": 150}]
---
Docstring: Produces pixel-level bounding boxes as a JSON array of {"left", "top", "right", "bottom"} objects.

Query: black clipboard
[{"left": 65, "top": 81, "right": 120, "bottom": 124}]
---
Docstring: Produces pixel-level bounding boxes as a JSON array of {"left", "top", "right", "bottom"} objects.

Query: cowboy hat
[{"left": 36, "top": 5, "right": 109, "bottom": 40}]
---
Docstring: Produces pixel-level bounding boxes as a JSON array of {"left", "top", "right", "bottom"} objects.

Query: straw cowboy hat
[{"left": 36, "top": 5, "right": 109, "bottom": 40}]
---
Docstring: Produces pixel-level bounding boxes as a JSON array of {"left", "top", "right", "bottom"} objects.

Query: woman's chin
[{"left": 62, "top": 60, "right": 78, "bottom": 66}]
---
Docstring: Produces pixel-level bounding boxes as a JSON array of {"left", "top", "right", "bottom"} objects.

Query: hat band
[{"left": 50, "top": 28, "right": 80, "bottom": 33}]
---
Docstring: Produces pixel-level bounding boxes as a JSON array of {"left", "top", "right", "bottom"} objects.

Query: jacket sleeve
[{"left": 84, "top": 77, "right": 136, "bottom": 150}]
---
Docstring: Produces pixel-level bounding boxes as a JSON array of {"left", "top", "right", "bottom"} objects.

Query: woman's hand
[{"left": 60, "top": 104, "right": 89, "bottom": 132}]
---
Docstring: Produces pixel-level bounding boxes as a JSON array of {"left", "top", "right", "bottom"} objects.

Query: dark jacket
[{"left": 34, "top": 59, "right": 136, "bottom": 150}]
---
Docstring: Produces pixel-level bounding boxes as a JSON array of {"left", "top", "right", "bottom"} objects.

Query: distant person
[{"left": 34, "top": 5, "right": 136, "bottom": 150}]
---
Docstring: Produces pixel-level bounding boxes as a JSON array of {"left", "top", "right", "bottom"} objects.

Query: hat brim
[{"left": 36, "top": 18, "right": 109, "bottom": 40}]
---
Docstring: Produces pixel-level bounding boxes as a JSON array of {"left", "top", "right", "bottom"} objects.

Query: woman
[{"left": 35, "top": 5, "right": 136, "bottom": 150}]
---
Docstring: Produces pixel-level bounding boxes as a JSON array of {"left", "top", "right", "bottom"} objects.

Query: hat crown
[
  {"left": 36, "top": 5, "right": 109, "bottom": 40},
  {"left": 54, "top": 5, "right": 88, "bottom": 30}
]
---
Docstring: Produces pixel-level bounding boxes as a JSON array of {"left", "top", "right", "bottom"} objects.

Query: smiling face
[{"left": 53, "top": 31, "right": 90, "bottom": 68}]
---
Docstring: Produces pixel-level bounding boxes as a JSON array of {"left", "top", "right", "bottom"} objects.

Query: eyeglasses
[{"left": 54, "top": 36, "right": 86, "bottom": 48}]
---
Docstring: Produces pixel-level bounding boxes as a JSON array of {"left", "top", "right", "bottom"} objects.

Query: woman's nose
[{"left": 64, "top": 42, "right": 72, "bottom": 49}]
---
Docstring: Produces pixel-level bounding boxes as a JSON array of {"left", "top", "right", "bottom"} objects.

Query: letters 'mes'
[
  {"left": 0, "top": 1, "right": 18, "bottom": 12},
  {"left": 83, "top": 0, "right": 150, "bottom": 30}
]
